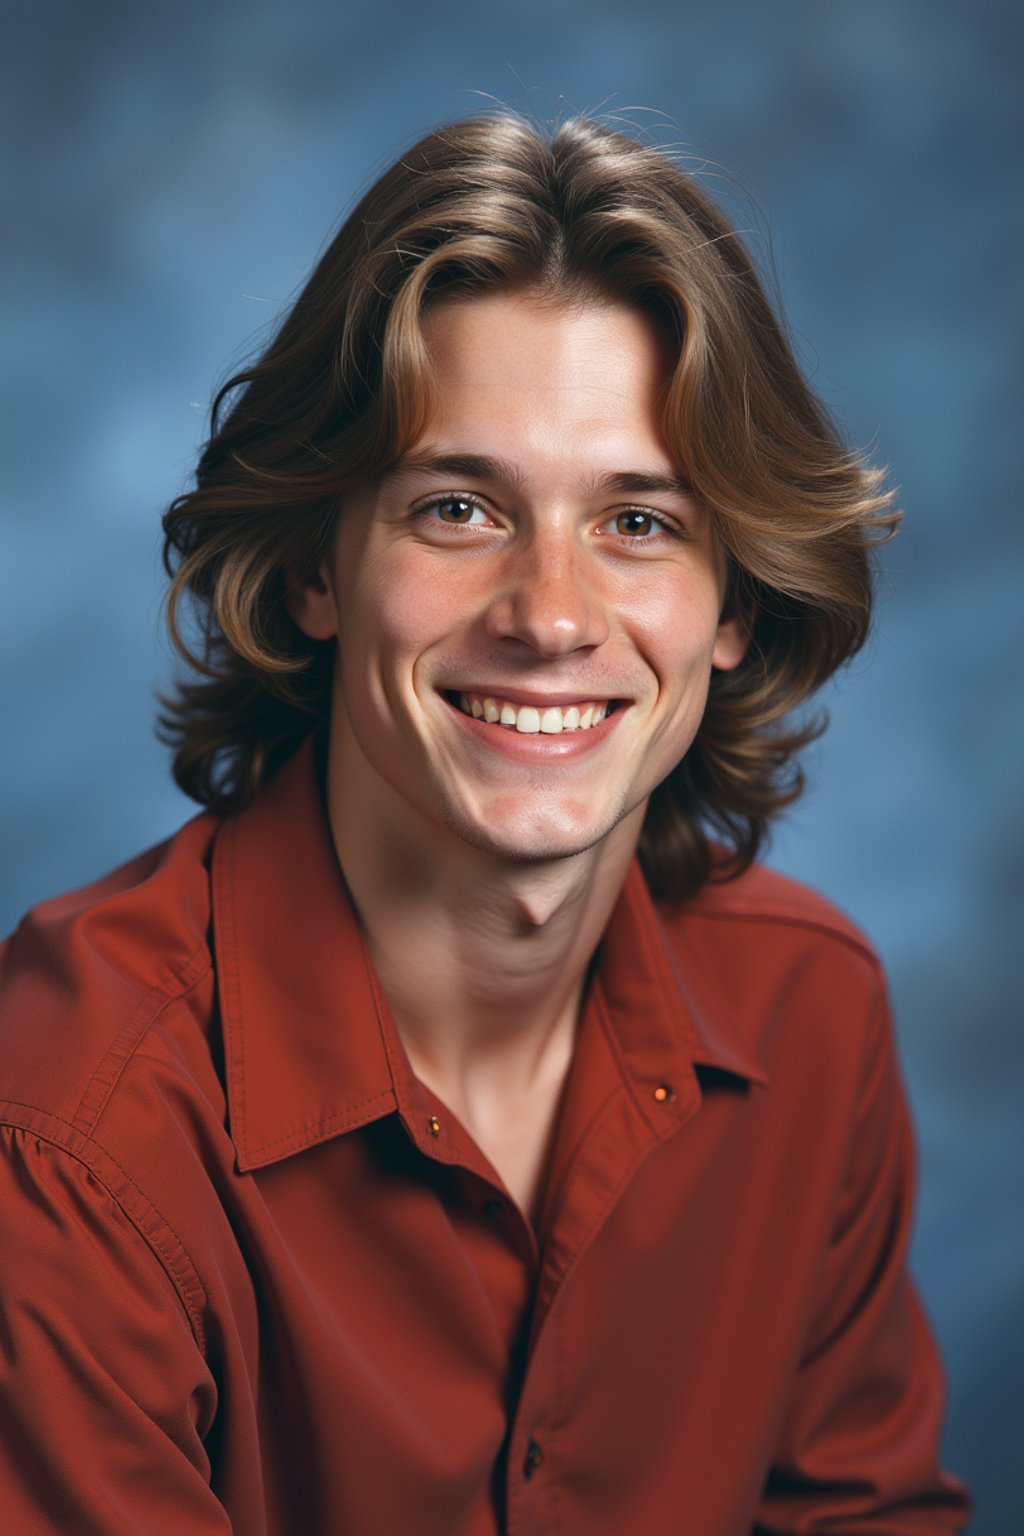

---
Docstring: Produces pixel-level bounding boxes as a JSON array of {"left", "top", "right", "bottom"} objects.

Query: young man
[{"left": 0, "top": 116, "right": 969, "bottom": 1533}]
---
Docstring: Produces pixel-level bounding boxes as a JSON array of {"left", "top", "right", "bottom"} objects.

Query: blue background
[{"left": 2, "top": 1, "right": 1020, "bottom": 1527}]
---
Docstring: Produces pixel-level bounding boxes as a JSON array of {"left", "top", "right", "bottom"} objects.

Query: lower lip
[{"left": 441, "top": 696, "right": 627, "bottom": 759}]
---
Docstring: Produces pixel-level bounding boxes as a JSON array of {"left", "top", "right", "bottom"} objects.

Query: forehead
[{"left": 415, "top": 291, "right": 679, "bottom": 478}]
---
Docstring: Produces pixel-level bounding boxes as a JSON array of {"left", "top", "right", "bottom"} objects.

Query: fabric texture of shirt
[{"left": 0, "top": 740, "right": 969, "bottom": 1534}]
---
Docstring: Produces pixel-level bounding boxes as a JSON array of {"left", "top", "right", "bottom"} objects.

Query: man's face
[{"left": 291, "top": 290, "right": 746, "bottom": 864}]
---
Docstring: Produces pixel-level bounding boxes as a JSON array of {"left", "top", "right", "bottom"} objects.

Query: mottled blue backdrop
[{"left": 3, "top": 1, "right": 1021, "bottom": 1528}]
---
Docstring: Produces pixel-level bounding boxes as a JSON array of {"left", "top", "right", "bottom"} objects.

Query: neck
[{"left": 322, "top": 749, "right": 643, "bottom": 1103}]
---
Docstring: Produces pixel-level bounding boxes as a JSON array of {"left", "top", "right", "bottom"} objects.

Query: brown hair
[{"left": 161, "top": 113, "right": 896, "bottom": 901}]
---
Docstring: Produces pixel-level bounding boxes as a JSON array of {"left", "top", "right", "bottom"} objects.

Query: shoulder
[
  {"left": 657, "top": 860, "right": 890, "bottom": 1087},
  {"left": 0, "top": 815, "right": 226, "bottom": 1350},
  {"left": 665, "top": 858, "right": 884, "bottom": 994},
  {"left": 680, "top": 858, "right": 880, "bottom": 965},
  {"left": 0, "top": 812, "right": 219, "bottom": 1135}
]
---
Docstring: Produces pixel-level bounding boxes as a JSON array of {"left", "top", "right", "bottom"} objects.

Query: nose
[{"left": 483, "top": 526, "right": 609, "bottom": 657}]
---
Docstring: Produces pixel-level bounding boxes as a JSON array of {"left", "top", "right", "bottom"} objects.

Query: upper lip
[{"left": 440, "top": 686, "right": 624, "bottom": 707}]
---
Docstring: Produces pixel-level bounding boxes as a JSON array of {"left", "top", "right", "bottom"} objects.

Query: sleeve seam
[{"left": 0, "top": 1103, "right": 210, "bottom": 1356}]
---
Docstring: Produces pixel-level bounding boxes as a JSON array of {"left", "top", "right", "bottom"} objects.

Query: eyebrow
[{"left": 384, "top": 451, "right": 695, "bottom": 500}]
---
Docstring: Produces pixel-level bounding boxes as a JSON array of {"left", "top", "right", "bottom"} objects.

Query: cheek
[
  {"left": 622, "top": 571, "right": 724, "bottom": 677},
  {"left": 335, "top": 549, "right": 474, "bottom": 699}
]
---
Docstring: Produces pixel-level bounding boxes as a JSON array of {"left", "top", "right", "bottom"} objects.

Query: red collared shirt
[{"left": 0, "top": 742, "right": 968, "bottom": 1534}]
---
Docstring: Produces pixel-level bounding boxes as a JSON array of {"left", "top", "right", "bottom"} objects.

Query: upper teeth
[{"left": 457, "top": 694, "right": 610, "bottom": 734}]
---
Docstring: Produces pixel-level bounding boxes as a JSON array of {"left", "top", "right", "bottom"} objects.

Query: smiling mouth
[{"left": 445, "top": 691, "right": 621, "bottom": 736}]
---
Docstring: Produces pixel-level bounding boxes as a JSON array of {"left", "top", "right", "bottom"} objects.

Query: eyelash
[{"left": 411, "top": 494, "right": 688, "bottom": 543}]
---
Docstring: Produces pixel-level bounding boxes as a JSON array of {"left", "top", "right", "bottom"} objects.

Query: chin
[{"left": 440, "top": 800, "right": 629, "bottom": 866}]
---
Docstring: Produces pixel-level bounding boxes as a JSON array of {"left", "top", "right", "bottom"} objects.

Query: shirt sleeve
[
  {"left": 752, "top": 984, "right": 971, "bottom": 1535},
  {"left": 0, "top": 1125, "right": 231, "bottom": 1535}
]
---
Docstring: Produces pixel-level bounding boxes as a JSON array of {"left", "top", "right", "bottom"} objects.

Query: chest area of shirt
[{"left": 225, "top": 1077, "right": 846, "bottom": 1536}]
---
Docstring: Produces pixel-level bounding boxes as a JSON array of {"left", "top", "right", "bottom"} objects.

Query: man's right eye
[{"left": 418, "top": 496, "right": 490, "bottom": 526}]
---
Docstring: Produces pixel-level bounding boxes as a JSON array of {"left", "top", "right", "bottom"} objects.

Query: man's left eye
[{"left": 605, "top": 509, "right": 676, "bottom": 539}]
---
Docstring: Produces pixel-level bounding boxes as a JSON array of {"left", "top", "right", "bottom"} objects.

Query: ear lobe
[
  {"left": 711, "top": 612, "right": 750, "bottom": 672},
  {"left": 284, "top": 560, "right": 339, "bottom": 642},
  {"left": 709, "top": 556, "right": 754, "bottom": 673}
]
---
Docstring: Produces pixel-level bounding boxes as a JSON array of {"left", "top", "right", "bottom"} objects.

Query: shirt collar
[
  {"left": 598, "top": 859, "right": 769, "bottom": 1095},
  {"left": 213, "top": 738, "right": 766, "bottom": 1173}
]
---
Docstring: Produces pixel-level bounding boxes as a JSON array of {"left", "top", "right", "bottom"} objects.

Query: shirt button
[
  {"left": 653, "top": 1083, "right": 676, "bottom": 1104},
  {"left": 482, "top": 1198, "right": 504, "bottom": 1219},
  {"left": 523, "top": 1440, "right": 544, "bottom": 1478},
  {"left": 427, "top": 1116, "right": 442, "bottom": 1137}
]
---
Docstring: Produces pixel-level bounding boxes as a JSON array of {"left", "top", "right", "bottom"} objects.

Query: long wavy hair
[{"left": 161, "top": 113, "right": 896, "bottom": 901}]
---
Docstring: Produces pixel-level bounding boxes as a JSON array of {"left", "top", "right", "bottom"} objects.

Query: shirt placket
[
  {"left": 368, "top": 895, "right": 702, "bottom": 1536},
  {"left": 505, "top": 985, "right": 700, "bottom": 1534}
]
